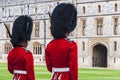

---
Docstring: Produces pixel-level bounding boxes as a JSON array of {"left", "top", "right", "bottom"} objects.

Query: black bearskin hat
[
  {"left": 11, "top": 15, "right": 33, "bottom": 47},
  {"left": 50, "top": 3, "right": 77, "bottom": 38}
]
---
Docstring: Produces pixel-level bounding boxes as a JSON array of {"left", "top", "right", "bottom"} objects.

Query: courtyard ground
[{"left": 0, "top": 63, "right": 120, "bottom": 80}]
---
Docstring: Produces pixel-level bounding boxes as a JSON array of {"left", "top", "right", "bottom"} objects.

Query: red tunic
[
  {"left": 45, "top": 38, "right": 78, "bottom": 80},
  {"left": 7, "top": 46, "right": 35, "bottom": 80}
]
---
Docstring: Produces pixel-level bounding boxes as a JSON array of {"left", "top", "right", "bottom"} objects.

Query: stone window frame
[
  {"left": 113, "top": 16, "right": 119, "bottom": 35},
  {"left": 81, "top": 19, "right": 86, "bottom": 36},
  {"left": 98, "top": 5, "right": 101, "bottom": 13},
  {"left": 114, "top": 3, "right": 118, "bottom": 12},
  {"left": 114, "top": 58, "right": 116, "bottom": 63},
  {"left": 34, "top": 22, "right": 40, "bottom": 37},
  {"left": 95, "top": 18, "right": 103, "bottom": 35},
  {"left": 82, "top": 42, "right": 85, "bottom": 51},
  {"left": 82, "top": 57, "right": 84, "bottom": 63},
  {"left": 4, "top": 42, "right": 12, "bottom": 54},
  {"left": 82, "top": 6, "right": 85, "bottom": 14},
  {"left": 114, "top": 41, "right": 117, "bottom": 51},
  {"left": 33, "top": 42, "right": 42, "bottom": 55}
]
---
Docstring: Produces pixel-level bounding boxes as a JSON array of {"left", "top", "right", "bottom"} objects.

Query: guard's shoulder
[
  {"left": 65, "top": 38, "right": 74, "bottom": 42},
  {"left": 21, "top": 47, "right": 29, "bottom": 53},
  {"left": 26, "top": 50, "right": 32, "bottom": 54},
  {"left": 22, "top": 47, "right": 32, "bottom": 54}
]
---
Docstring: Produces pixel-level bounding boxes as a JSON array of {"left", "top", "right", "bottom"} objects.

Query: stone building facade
[{"left": 0, "top": 0, "right": 120, "bottom": 69}]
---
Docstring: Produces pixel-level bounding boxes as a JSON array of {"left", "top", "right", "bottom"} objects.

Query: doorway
[{"left": 92, "top": 44, "right": 107, "bottom": 67}]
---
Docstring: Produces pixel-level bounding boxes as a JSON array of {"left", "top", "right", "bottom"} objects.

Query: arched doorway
[{"left": 92, "top": 44, "right": 107, "bottom": 67}]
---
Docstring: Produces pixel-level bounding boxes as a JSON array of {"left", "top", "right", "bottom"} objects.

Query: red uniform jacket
[
  {"left": 7, "top": 46, "right": 35, "bottom": 80},
  {"left": 45, "top": 38, "right": 78, "bottom": 80}
]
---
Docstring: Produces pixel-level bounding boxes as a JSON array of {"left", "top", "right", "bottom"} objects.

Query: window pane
[
  {"left": 97, "top": 19, "right": 103, "bottom": 35},
  {"left": 114, "top": 18, "right": 118, "bottom": 35},
  {"left": 33, "top": 43, "right": 42, "bottom": 55},
  {"left": 82, "top": 20, "right": 86, "bottom": 36},
  {"left": 34, "top": 22, "right": 40, "bottom": 37}
]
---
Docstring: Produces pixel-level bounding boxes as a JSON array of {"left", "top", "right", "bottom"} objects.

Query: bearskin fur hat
[
  {"left": 50, "top": 3, "right": 77, "bottom": 38},
  {"left": 11, "top": 15, "right": 33, "bottom": 47}
]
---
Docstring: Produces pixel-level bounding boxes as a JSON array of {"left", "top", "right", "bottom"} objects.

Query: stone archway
[{"left": 92, "top": 44, "right": 107, "bottom": 67}]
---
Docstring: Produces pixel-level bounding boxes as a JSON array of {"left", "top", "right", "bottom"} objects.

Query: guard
[
  {"left": 45, "top": 3, "right": 78, "bottom": 80},
  {"left": 7, "top": 15, "right": 35, "bottom": 80}
]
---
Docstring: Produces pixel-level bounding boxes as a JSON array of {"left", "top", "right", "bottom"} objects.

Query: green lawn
[{"left": 0, "top": 63, "right": 120, "bottom": 80}]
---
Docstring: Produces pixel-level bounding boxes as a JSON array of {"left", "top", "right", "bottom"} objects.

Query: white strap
[
  {"left": 14, "top": 70, "right": 27, "bottom": 74},
  {"left": 52, "top": 67, "right": 70, "bottom": 72},
  {"left": 51, "top": 67, "right": 70, "bottom": 80}
]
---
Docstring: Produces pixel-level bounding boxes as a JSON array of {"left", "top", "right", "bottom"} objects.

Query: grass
[
  {"left": 79, "top": 68, "right": 120, "bottom": 80},
  {"left": 0, "top": 63, "right": 120, "bottom": 80}
]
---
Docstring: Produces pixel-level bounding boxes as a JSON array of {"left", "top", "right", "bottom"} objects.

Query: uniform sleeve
[
  {"left": 45, "top": 46, "right": 52, "bottom": 72},
  {"left": 7, "top": 53, "right": 13, "bottom": 74},
  {"left": 24, "top": 51, "right": 35, "bottom": 80},
  {"left": 69, "top": 42, "right": 78, "bottom": 80}
]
